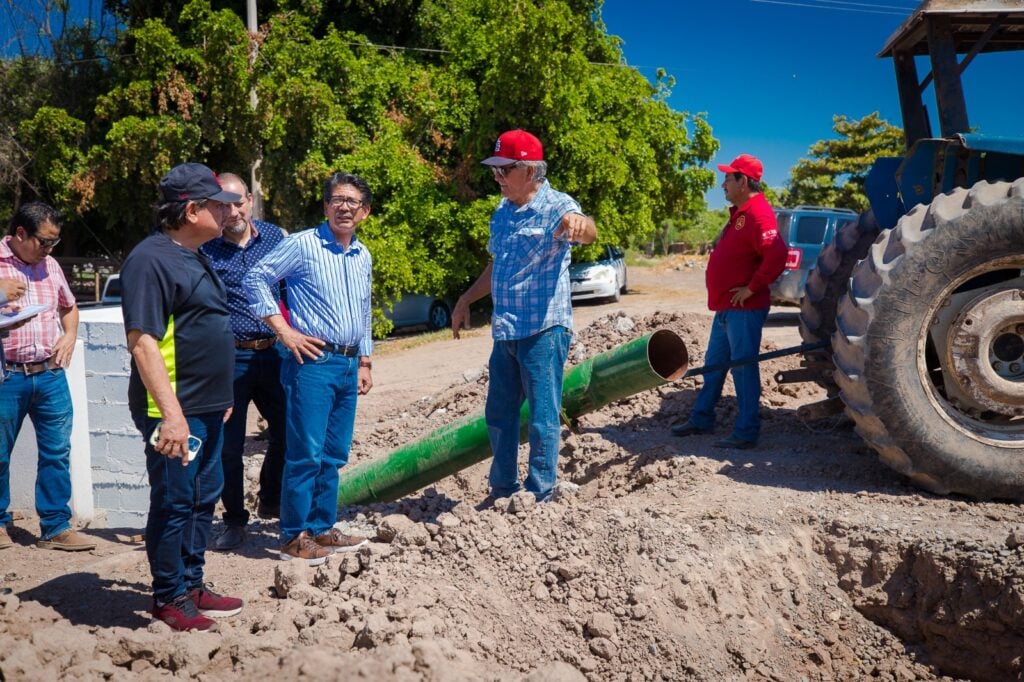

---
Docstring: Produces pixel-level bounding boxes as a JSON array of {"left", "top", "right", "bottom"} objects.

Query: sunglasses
[
  {"left": 491, "top": 163, "right": 519, "bottom": 179},
  {"left": 33, "top": 235, "right": 61, "bottom": 249}
]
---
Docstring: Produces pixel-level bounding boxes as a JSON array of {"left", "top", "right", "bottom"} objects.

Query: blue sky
[{"left": 600, "top": 0, "right": 1024, "bottom": 207}]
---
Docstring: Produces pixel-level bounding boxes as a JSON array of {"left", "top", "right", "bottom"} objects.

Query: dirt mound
[{"left": 3, "top": 311, "right": 1023, "bottom": 680}]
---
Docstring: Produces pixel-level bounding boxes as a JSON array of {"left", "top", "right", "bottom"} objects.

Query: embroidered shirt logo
[{"left": 734, "top": 215, "right": 746, "bottom": 230}]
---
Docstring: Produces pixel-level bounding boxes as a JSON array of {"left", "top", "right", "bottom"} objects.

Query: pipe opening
[{"left": 647, "top": 329, "right": 689, "bottom": 381}]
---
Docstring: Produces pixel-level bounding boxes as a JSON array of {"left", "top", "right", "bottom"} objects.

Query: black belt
[
  {"left": 321, "top": 343, "right": 360, "bottom": 357},
  {"left": 236, "top": 337, "right": 277, "bottom": 351}
]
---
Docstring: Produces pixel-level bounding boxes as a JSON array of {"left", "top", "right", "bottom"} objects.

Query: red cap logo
[{"left": 482, "top": 129, "right": 544, "bottom": 165}]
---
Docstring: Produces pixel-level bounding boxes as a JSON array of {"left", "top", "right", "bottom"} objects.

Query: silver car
[
  {"left": 569, "top": 245, "right": 628, "bottom": 303},
  {"left": 385, "top": 293, "right": 452, "bottom": 331}
]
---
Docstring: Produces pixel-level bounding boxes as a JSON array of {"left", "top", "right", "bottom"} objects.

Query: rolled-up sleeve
[{"left": 244, "top": 238, "right": 299, "bottom": 318}]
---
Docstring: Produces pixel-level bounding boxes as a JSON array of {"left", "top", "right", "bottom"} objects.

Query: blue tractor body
[{"left": 798, "top": 1, "right": 1024, "bottom": 501}]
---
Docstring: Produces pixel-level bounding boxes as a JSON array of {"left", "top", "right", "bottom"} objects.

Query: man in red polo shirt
[{"left": 671, "top": 154, "right": 786, "bottom": 449}]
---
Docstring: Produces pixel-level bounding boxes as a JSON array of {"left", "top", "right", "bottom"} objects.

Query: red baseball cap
[
  {"left": 481, "top": 129, "right": 544, "bottom": 166},
  {"left": 717, "top": 154, "right": 764, "bottom": 182}
]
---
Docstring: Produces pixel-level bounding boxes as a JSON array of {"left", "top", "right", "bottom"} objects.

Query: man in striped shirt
[
  {"left": 244, "top": 172, "right": 372, "bottom": 565},
  {"left": 0, "top": 202, "right": 95, "bottom": 551},
  {"left": 452, "top": 130, "right": 597, "bottom": 505}
]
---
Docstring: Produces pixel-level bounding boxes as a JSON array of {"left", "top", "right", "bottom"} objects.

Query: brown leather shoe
[
  {"left": 37, "top": 529, "right": 97, "bottom": 551},
  {"left": 314, "top": 527, "right": 369, "bottom": 554},
  {"left": 0, "top": 526, "right": 12, "bottom": 550},
  {"left": 280, "top": 531, "right": 331, "bottom": 566}
]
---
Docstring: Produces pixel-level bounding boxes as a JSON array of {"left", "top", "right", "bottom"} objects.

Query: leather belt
[
  {"left": 6, "top": 357, "right": 55, "bottom": 376},
  {"left": 321, "top": 343, "right": 360, "bottom": 357},
  {"left": 235, "top": 337, "right": 277, "bottom": 351}
]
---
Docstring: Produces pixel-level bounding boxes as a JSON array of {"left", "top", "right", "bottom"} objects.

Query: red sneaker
[
  {"left": 189, "top": 584, "right": 243, "bottom": 617},
  {"left": 152, "top": 593, "right": 217, "bottom": 631}
]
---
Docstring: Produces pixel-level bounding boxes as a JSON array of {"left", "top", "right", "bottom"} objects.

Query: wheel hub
[{"left": 945, "top": 288, "right": 1024, "bottom": 416}]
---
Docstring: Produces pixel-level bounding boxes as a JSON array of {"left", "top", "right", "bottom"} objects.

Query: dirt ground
[{"left": 2, "top": 257, "right": 1023, "bottom": 681}]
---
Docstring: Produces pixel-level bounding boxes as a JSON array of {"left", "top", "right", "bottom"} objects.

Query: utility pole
[{"left": 246, "top": 0, "right": 264, "bottom": 219}]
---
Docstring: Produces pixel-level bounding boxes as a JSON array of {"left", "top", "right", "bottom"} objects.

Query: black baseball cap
[{"left": 159, "top": 163, "right": 242, "bottom": 203}]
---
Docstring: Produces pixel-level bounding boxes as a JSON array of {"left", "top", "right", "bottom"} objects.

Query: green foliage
[
  {"left": 2, "top": 0, "right": 719, "bottom": 332},
  {"left": 781, "top": 112, "right": 903, "bottom": 212},
  {"left": 653, "top": 207, "right": 729, "bottom": 254},
  {"left": 18, "top": 107, "right": 86, "bottom": 207}
]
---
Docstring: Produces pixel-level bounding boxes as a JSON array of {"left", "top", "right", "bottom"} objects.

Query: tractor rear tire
[
  {"left": 798, "top": 211, "right": 881, "bottom": 393},
  {"left": 833, "top": 179, "right": 1024, "bottom": 500}
]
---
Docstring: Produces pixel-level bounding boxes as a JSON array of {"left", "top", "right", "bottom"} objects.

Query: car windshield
[{"left": 571, "top": 246, "right": 615, "bottom": 265}]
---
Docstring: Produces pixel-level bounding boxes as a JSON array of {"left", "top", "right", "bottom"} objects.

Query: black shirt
[{"left": 120, "top": 231, "right": 234, "bottom": 418}]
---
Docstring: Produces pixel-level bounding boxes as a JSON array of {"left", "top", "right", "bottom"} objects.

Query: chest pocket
[{"left": 506, "top": 216, "right": 551, "bottom": 261}]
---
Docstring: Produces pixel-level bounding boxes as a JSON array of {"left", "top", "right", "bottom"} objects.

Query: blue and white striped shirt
[
  {"left": 488, "top": 180, "right": 581, "bottom": 341},
  {"left": 243, "top": 223, "right": 373, "bottom": 356}
]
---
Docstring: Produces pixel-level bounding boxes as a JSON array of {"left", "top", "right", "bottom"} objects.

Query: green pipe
[{"left": 337, "top": 329, "right": 689, "bottom": 507}]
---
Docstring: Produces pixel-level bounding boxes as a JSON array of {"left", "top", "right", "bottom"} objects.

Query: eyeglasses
[
  {"left": 327, "top": 196, "right": 364, "bottom": 209},
  {"left": 34, "top": 235, "right": 61, "bottom": 249},
  {"left": 491, "top": 163, "right": 519, "bottom": 179}
]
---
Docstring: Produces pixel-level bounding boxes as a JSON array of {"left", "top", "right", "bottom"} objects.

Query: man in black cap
[{"left": 120, "top": 162, "right": 245, "bottom": 631}]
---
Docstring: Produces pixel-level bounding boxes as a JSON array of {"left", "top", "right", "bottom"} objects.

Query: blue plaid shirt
[
  {"left": 488, "top": 180, "right": 581, "bottom": 341},
  {"left": 243, "top": 223, "right": 373, "bottom": 357},
  {"left": 200, "top": 219, "right": 284, "bottom": 341}
]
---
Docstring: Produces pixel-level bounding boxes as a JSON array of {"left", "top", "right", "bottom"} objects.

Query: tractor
[{"left": 795, "top": 1, "right": 1024, "bottom": 500}]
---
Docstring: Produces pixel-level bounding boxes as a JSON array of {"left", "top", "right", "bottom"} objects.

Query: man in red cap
[
  {"left": 453, "top": 129, "right": 596, "bottom": 506},
  {"left": 671, "top": 154, "right": 786, "bottom": 449}
]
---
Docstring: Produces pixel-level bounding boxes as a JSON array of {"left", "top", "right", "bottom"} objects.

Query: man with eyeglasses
[
  {"left": 199, "top": 172, "right": 288, "bottom": 552},
  {"left": 0, "top": 201, "right": 96, "bottom": 552},
  {"left": 452, "top": 129, "right": 597, "bottom": 507},
  {"left": 244, "top": 171, "right": 373, "bottom": 565},
  {"left": 120, "top": 162, "right": 245, "bottom": 631}
]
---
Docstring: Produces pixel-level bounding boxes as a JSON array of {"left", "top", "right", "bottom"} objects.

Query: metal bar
[
  {"left": 893, "top": 50, "right": 932, "bottom": 148},
  {"left": 682, "top": 340, "right": 829, "bottom": 379},
  {"left": 927, "top": 16, "right": 970, "bottom": 136},
  {"left": 774, "top": 367, "right": 826, "bottom": 385}
]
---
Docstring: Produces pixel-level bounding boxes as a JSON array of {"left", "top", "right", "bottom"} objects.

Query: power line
[
  {"left": 750, "top": 0, "right": 909, "bottom": 16},
  {"left": 805, "top": 0, "right": 918, "bottom": 8}
]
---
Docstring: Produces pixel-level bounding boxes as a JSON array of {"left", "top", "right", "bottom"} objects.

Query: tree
[
  {"left": 2, "top": 0, "right": 720, "bottom": 335},
  {"left": 781, "top": 112, "right": 903, "bottom": 212}
]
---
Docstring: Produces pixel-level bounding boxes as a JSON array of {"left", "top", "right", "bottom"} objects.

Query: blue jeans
[
  {"left": 0, "top": 368, "right": 73, "bottom": 539},
  {"left": 689, "top": 309, "right": 769, "bottom": 442},
  {"left": 279, "top": 351, "right": 358, "bottom": 542},
  {"left": 485, "top": 325, "right": 571, "bottom": 501},
  {"left": 221, "top": 345, "right": 286, "bottom": 527},
  {"left": 136, "top": 412, "right": 224, "bottom": 604}
]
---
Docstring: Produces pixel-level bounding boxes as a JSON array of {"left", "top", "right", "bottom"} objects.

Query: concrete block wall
[{"left": 78, "top": 307, "right": 148, "bottom": 529}]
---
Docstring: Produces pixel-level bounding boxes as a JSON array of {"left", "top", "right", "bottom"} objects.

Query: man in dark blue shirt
[
  {"left": 200, "top": 173, "right": 287, "bottom": 551},
  {"left": 121, "top": 162, "right": 244, "bottom": 631}
]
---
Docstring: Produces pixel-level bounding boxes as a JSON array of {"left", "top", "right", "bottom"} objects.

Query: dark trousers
[
  {"left": 221, "top": 345, "right": 287, "bottom": 527},
  {"left": 137, "top": 412, "right": 224, "bottom": 604}
]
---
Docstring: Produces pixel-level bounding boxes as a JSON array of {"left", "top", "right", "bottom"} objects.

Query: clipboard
[{"left": 0, "top": 303, "right": 51, "bottom": 330}]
